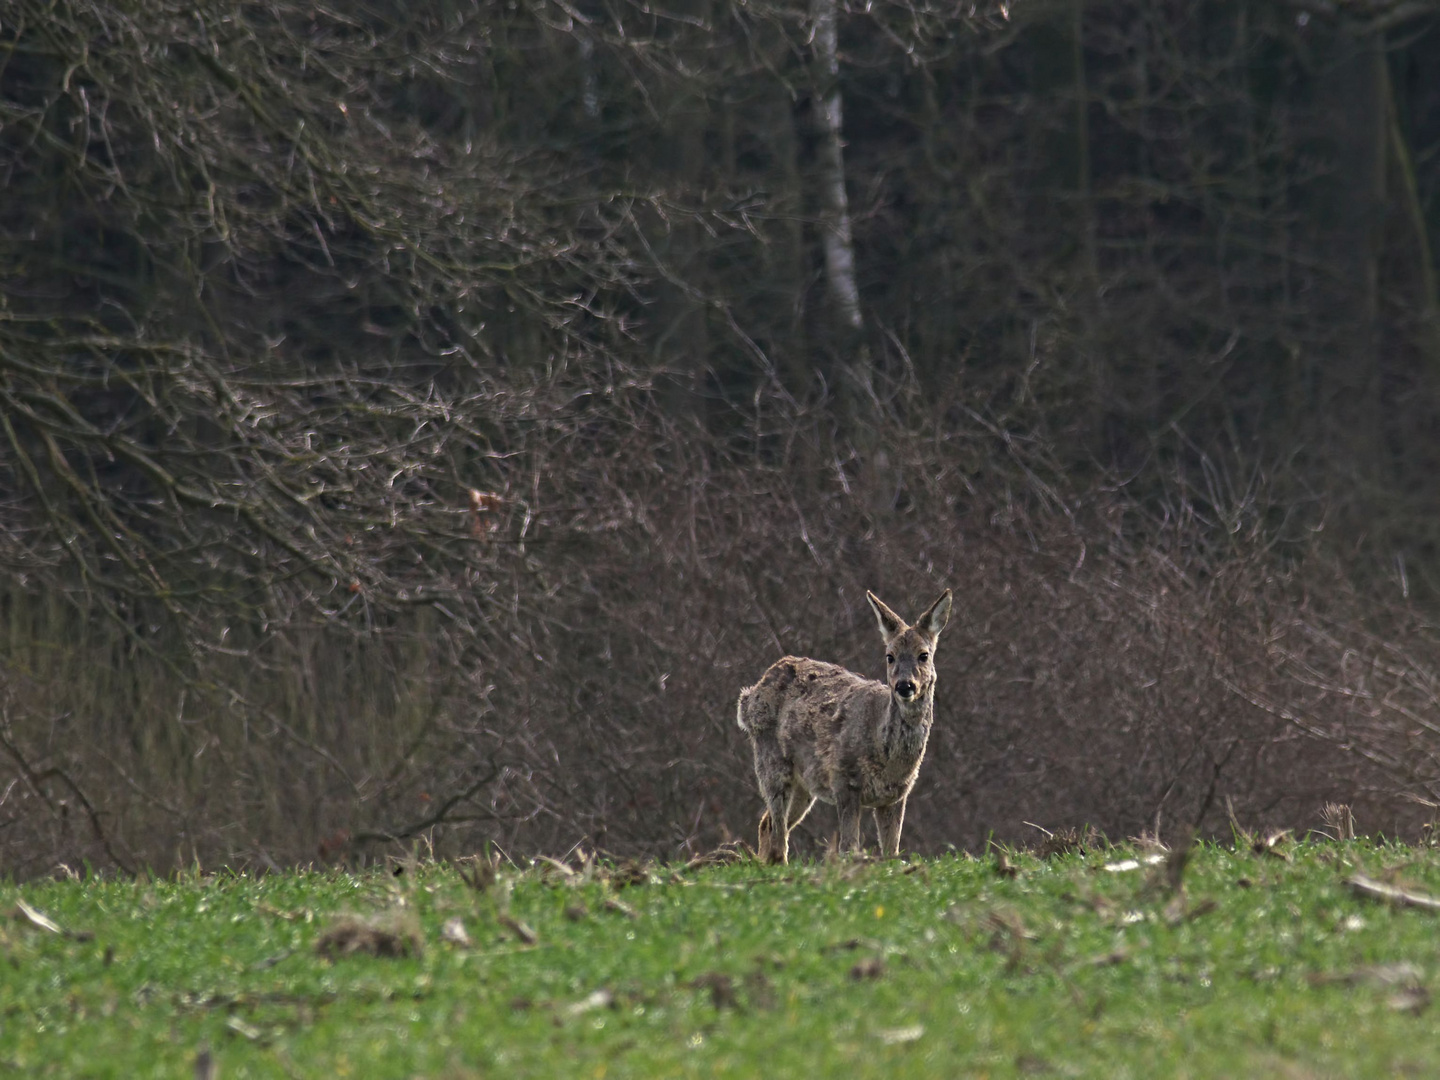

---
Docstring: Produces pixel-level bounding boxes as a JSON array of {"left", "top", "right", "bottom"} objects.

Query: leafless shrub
[
  {"left": 1321, "top": 803, "right": 1357, "bottom": 842},
  {"left": 1028, "top": 825, "right": 1102, "bottom": 860},
  {"left": 0, "top": 0, "right": 1438, "bottom": 877}
]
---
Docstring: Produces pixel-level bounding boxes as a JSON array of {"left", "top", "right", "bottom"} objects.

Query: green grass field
[{"left": 4, "top": 838, "right": 1440, "bottom": 1078}]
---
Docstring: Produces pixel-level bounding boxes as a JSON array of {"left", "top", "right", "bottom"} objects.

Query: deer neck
[{"left": 880, "top": 688, "right": 933, "bottom": 764}]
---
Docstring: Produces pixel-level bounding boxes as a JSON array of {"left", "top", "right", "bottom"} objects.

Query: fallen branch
[{"left": 1347, "top": 874, "right": 1440, "bottom": 912}]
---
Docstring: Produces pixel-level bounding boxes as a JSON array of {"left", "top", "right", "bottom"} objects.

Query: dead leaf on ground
[
  {"left": 1162, "top": 893, "right": 1188, "bottom": 925},
  {"left": 876, "top": 1023, "right": 924, "bottom": 1045},
  {"left": 1178, "top": 897, "right": 1218, "bottom": 924},
  {"left": 983, "top": 908, "right": 1035, "bottom": 945},
  {"left": 224, "top": 1015, "right": 264, "bottom": 1041},
  {"left": 1310, "top": 962, "right": 1431, "bottom": 1014},
  {"left": 257, "top": 903, "right": 312, "bottom": 923},
  {"left": 684, "top": 842, "right": 751, "bottom": 870},
  {"left": 1310, "top": 962, "right": 1423, "bottom": 989},
  {"left": 1161, "top": 889, "right": 1216, "bottom": 927},
  {"left": 458, "top": 854, "right": 499, "bottom": 893},
  {"left": 440, "top": 917, "right": 471, "bottom": 947},
  {"left": 532, "top": 855, "right": 579, "bottom": 883},
  {"left": 603, "top": 897, "right": 637, "bottom": 919},
  {"left": 1390, "top": 985, "right": 1432, "bottom": 1014},
  {"left": 1103, "top": 854, "right": 1164, "bottom": 873},
  {"left": 689, "top": 972, "right": 738, "bottom": 1009},
  {"left": 498, "top": 912, "right": 537, "bottom": 945},
  {"left": 849, "top": 956, "right": 886, "bottom": 980},
  {"left": 566, "top": 988, "right": 615, "bottom": 1017},
  {"left": 1253, "top": 829, "right": 1293, "bottom": 860},
  {"left": 315, "top": 912, "right": 422, "bottom": 959},
  {"left": 249, "top": 948, "right": 296, "bottom": 972},
  {"left": 744, "top": 968, "right": 778, "bottom": 1010},
  {"left": 981, "top": 908, "right": 1034, "bottom": 972},
  {"left": 1076, "top": 891, "right": 1117, "bottom": 920},
  {"left": 1074, "top": 948, "right": 1129, "bottom": 970},
  {"left": 610, "top": 859, "right": 653, "bottom": 888}
]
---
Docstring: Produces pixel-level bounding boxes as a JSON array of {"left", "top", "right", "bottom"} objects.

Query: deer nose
[{"left": 895, "top": 680, "right": 916, "bottom": 699}]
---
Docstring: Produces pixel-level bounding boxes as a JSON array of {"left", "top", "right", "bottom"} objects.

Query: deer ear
[
  {"left": 866, "top": 591, "right": 905, "bottom": 639},
  {"left": 917, "top": 589, "right": 952, "bottom": 638}
]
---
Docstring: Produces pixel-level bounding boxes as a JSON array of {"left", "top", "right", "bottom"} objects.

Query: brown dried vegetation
[{"left": 314, "top": 912, "right": 423, "bottom": 960}]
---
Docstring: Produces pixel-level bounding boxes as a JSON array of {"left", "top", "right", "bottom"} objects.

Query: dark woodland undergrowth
[
  {"left": 5, "top": 438, "right": 1440, "bottom": 876},
  {"left": 7, "top": 2, "right": 1440, "bottom": 877}
]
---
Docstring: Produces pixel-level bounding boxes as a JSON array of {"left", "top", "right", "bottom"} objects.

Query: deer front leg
[
  {"left": 835, "top": 785, "right": 864, "bottom": 855},
  {"left": 874, "top": 798, "right": 906, "bottom": 858}
]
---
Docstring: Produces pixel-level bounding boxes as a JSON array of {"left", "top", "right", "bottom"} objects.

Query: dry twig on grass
[{"left": 1347, "top": 875, "right": 1440, "bottom": 912}]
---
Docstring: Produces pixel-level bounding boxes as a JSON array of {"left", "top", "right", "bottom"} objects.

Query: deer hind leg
[
  {"left": 874, "top": 798, "right": 906, "bottom": 858},
  {"left": 777, "top": 787, "right": 818, "bottom": 863},
  {"left": 752, "top": 740, "right": 795, "bottom": 865},
  {"left": 758, "top": 786, "right": 813, "bottom": 865},
  {"left": 758, "top": 783, "right": 796, "bottom": 864}
]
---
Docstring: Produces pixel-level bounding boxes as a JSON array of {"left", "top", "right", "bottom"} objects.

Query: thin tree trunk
[
  {"left": 770, "top": 75, "right": 812, "bottom": 394},
  {"left": 810, "top": 0, "right": 862, "bottom": 334},
  {"left": 1305, "top": 19, "right": 1387, "bottom": 482},
  {"left": 1384, "top": 62, "right": 1440, "bottom": 359},
  {"left": 649, "top": 1, "right": 712, "bottom": 418},
  {"left": 1027, "top": 0, "right": 1093, "bottom": 280}
]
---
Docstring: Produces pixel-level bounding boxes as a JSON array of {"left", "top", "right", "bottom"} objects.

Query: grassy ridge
[{"left": 3, "top": 841, "right": 1440, "bottom": 1077}]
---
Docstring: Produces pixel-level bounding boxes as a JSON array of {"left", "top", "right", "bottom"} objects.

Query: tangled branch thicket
[{"left": 2, "top": 1, "right": 1440, "bottom": 875}]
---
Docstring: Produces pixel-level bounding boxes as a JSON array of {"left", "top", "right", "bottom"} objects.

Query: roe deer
[{"left": 736, "top": 589, "right": 953, "bottom": 864}]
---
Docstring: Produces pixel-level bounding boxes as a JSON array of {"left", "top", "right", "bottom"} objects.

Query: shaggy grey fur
[{"left": 737, "top": 590, "right": 953, "bottom": 863}]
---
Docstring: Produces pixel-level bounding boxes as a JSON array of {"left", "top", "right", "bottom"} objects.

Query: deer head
[{"left": 866, "top": 590, "right": 953, "bottom": 703}]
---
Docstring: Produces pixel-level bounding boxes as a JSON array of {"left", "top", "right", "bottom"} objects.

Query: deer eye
[
  {"left": 918, "top": 652, "right": 929, "bottom": 662},
  {"left": 886, "top": 654, "right": 894, "bottom": 664}
]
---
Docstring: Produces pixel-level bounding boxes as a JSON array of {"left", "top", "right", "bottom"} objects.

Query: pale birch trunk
[{"left": 810, "top": 0, "right": 863, "bottom": 333}]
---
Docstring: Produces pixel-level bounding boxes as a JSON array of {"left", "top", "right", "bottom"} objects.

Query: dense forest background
[{"left": 5, "top": 0, "right": 1440, "bottom": 876}]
